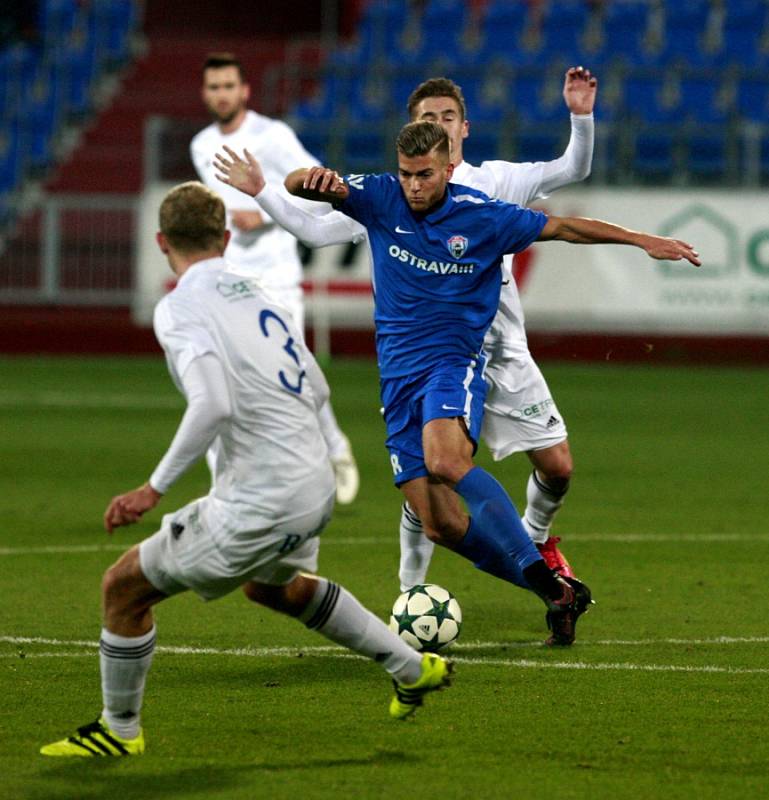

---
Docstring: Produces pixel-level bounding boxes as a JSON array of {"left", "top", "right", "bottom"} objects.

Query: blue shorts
[{"left": 381, "top": 354, "right": 488, "bottom": 486}]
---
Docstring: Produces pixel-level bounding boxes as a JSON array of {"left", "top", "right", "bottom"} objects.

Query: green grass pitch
[{"left": 1, "top": 355, "right": 767, "bottom": 799}]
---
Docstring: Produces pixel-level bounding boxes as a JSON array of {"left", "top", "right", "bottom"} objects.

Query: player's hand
[
  {"left": 104, "top": 483, "right": 163, "bottom": 533},
  {"left": 303, "top": 166, "right": 347, "bottom": 196},
  {"left": 214, "top": 145, "right": 265, "bottom": 198},
  {"left": 230, "top": 210, "right": 265, "bottom": 232},
  {"left": 642, "top": 235, "right": 701, "bottom": 267},
  {"left": 563, "top": 66, "right": 597, "bottom": 115}
]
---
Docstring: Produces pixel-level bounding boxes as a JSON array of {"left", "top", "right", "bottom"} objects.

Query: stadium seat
[
  {"left": 736, "top": 75, "right": 769, "bottom": 123},
  {"left": 600, "top": 0, "right": 652, "bottom": 66},
  {"left": 631, "top": 124, "right": 678, "bottom": 181},
  {"left": 511, "top": 72, "right": 568, "bottom": 123},
  {"left": 678, "top": 73, "right": 731, "bottom": 124},
  {"left": 622, "top": 73, "right": 682, "bottom": 124},
  {"left": 512, "top": 123, "right": 565, "bottom": 164},
  {"left": 23, "top": 61, "right": 64, "bottom": 172},
  {"left": 293, "top": 72, "right": 352, "bottom": 123},
  {"left": 683, "top": 123, "right": 730, "bottom": 183},
  {"left": 343, "top": 125, "right": 390, "bottom": 173},
  {"left": 57, "top": 21, "right": 99, "bottom": 119},
  {"left": 350, "top": 75, "right": 393, "bottom": 122},
  {"left": 721, "top": 1, "right": 769, "bottom": 69},
  {"left": 538, "top": 0, "right": 590, "bottom": 65},
  {"left": 479, "top": 0, "right": 542, "bottom": 67}
]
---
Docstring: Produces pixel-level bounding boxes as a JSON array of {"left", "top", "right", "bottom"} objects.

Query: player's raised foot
[
  {"left": 331, "top": 435, "right": 360, "bottom": 505},
  {"left": 544, "top": 576, "right": 594, "bottom": 647},
  {"left": 40, "top": 717, "right": 144, "bottom": 757},
  {"left": 536, "top": 536, "right": 575, "bottom": 578},
  {"left": 390, "top": 653, "right": 453, "bottom": 720}
]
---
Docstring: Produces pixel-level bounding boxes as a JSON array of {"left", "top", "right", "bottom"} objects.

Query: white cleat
[{"left": 331, "top": 436, "right": 359, "bottom": 505}]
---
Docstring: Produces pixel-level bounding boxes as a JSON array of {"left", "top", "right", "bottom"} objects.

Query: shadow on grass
[{"left": 34, "top": 750, "right": 414, "bottom": 799}]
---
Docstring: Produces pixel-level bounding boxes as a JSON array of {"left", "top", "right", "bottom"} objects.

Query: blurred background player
[
  {"left": 398, "top": 69, "right": 597, "bottom": 592},
  {"left": 40, "top": 181, "right": 451, "bottom": 757},
  {"left": 190, "top": 52, "right": 359, "bottom": 505}
]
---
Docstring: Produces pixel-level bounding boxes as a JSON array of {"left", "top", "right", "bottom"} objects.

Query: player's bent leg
[
  {"left": 526, "top": 441, "right": 576, "bottom": 578},
  {"left": 244, "top": 574, "right": 452, "bottom": 719}
]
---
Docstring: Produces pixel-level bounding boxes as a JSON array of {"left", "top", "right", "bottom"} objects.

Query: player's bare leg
[{"left": 40, "top": 548, "right": 165, "bottom": 757}]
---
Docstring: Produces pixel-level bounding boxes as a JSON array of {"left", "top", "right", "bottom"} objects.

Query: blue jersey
[{"left": 339, "top": 174, "right": 547, "bottom": 378}]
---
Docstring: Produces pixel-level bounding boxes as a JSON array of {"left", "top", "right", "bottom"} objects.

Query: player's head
[
  {"left": 407, "top": 77, "right": 469, "bottom": 166},
  {"left": 201, "top": 52, "right": 249, "bottom": 126},
  {"left": 396, "top": 121, "right": 454, "bottom": 213},
  {"left": 157, "top": 181, "right": 229, "bottom": 270}
]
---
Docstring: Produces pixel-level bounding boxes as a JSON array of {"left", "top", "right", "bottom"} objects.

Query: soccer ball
[{"left": 389, "top": 584, "right": 462, "bottom": 652}]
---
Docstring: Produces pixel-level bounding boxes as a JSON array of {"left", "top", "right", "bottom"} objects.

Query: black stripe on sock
[
  {"left": 531, "top": 470, "right": 569, "bottom": 499},
  {"left": 402, "top": 502, "right": 422, "bottom": 528},
  {"left": 99, "top": 637, "right": 156, "bottom": 660},
  {"left": 305, "top": 582, "right": 340, "bottom": 630}
]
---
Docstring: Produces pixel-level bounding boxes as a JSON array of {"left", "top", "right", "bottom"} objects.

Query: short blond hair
[
  {"left": 159, "top": 181, "right": 226, "bottom": 253},
  {"left": 396, "top": 121, "right": 450, "bottom": 160}
]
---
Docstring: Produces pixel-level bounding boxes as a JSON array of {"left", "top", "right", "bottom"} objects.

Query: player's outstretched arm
[
  {"left": 563, "top": 65, "right": 597, "bottom": 115},
  {"left": 285, "top": 166, "right": 350, "bottom": 203},
  {"left": 214, "top": 145, "right": 265, "bottom": 197},
  {"left": 539, "top": 215, "right": 702, "bottom": 266},
  {"left": 216, "top": 147, "right": 361, "bottom": 247}
]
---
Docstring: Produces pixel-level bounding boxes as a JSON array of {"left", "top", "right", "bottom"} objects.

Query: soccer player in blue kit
[{"left": 222, "top": 121, "right": 701, "bottom": 642}]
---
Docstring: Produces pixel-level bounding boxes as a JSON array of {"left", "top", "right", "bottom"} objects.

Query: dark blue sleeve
[{"left": 494, "top": 201, "right": 548, "bottom": 254}]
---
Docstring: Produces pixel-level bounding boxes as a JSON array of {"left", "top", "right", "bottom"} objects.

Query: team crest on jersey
[{"left": 447, "top": 235, "right": 468, "bottom": 259}]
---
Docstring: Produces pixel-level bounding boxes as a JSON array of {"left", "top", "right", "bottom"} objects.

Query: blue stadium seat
[
  {"left": 57, "top": 21, "right": 99, "bottom": 118},
  {"left": 38, "top": 0, "right": 80, "bottom": 44},
  {"left": 736, "top": 76, "right": 769, "bottom": 123},
  {"left": 0, "top": 116, "right": 23, "bottom": 194},
  {"left": 23, "top": 60, "right": 64, "bottom": 172},
  {"left": 511, "top": 73, "right": 568, "bottom": 123},
  {"left": 293, "top": 72, "right": 352, "bottom": 123},
  {"left": 513, "top": 123, "right": 565, "bottom": 164},
  {"left": 622, "top": 74, "right": 682, "bottom": 124},
  {"left": 631, "top": 124, "right": 677, "bottom": 180},
  {"left": 0, "top": 43, "right": 37, "bottom": 119},
  {"left": 343, "top": 125, "right": 389, "bottom": 173},
  {"left": 462, "top": 122, "right": 501, "bottom": 164},
  {"left": 600, "top": 1, "right": 652, "bottom": 65},
  {"left": 660, "top": 6, "right": 720, "bottom": 68},
  {"left": 350, "top": 76, "right": 393, "bottom": 122},
  {"left": 92, "top": 0, "right": 137, "bottom": 69},
  {"left": 479, "top": 0, "right": 541, "bottom": 67},
  {"left": 539, "top": 0, "right": 590, "bottom": 64},
  {"left": 683, "top": 124, "right": 730, "bottom": 182},
  {"left": 721, "top": 1, "right": 769, "bottom": 68},
  {"left": 678, "top": 73, "right": 731, "bottom": 124}
]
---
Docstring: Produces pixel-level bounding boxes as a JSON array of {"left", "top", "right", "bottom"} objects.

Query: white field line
[
  {"left": 0, "top": 391, "right": 181, "bottom": 410},
  {"left": 2, "top": 533, "right": 769, "bottom": 557},
  {"left": 2, "top": 635, "right": 768, "bottom": 675}
]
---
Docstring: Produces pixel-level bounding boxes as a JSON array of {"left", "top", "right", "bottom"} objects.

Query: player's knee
[
  {"left": 425, "top": 453, "right": 469, "bottom": 485},
  {"left": 101, "top": 564, "right": 142, "bottom": 616},
  {"left": 536, "top": 445, "right": 573, "bottom": 484},
  {"left": 243, "top": 576, "right": 314, "bottom": 617},
  {"left": 423, "top": 519, "right": 465, "bottom": 548}
]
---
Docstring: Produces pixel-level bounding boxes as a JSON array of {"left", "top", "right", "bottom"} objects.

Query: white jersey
[
  {"left": 153, "top": 257, "right": 335, "bottom": 538},
  {"left": 190, "top": 110, "right": 324, "bottom": 289},
  {"left": 453, "top": 159, "right": 547, "bottom": 358}
]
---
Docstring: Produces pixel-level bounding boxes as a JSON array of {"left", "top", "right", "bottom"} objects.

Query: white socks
[
  {"left": 522, "top": 471, "right": 569, "bottom": 544},
  {"left": 301, "top": 577, "right": 422, "bottom": 685},
  {"left": 398, "top": 501, "right": 434, "bottom": 591},
  {"left": 100, "top": 626, "right": 156, "bottom": 739}
]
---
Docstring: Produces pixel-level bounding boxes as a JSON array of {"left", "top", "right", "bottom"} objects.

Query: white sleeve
[
  {"left": 256, "top": 184, "right": 366, "bottom": 247},
  {"left": 538, "top": 113, "right": 594, "bottom": 194},
  {"left": 149, "top": 353, "right": 231, "bottom": 493}
]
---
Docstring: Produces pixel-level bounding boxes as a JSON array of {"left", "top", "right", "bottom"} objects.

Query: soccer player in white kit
[
  {"left": 212, "top": 67, "right": 598, "bottom": 644},
  {"left": 39, "top": 182, "right": 451, "bottom": 758},
  {"left": 190, "top": 52, "right": 359, "bottom": 505}
]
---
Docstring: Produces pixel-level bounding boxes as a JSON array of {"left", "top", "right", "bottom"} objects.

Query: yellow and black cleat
[
  {"left": 40, "top": 717, "right": 144, "bottom": 757},
  {"left": 390, "top": 653, "right": 453, "bottom": 720}
]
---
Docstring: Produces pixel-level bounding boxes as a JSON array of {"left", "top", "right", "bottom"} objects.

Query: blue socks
[{"left": 454, "top": 466, "right": 544, "bottom": 591}]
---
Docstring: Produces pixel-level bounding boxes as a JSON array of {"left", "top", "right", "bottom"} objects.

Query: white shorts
[
  {"left": 139, "top": 492, "right": 334, "bottom": 601},
  {"left": 481, "top": 350, "right": 568, "bottom": 461}
]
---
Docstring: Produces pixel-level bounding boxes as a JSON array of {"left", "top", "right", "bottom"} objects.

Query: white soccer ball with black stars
[{"left": 389, "top": 584, "right": 462, "bottom": 652}]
